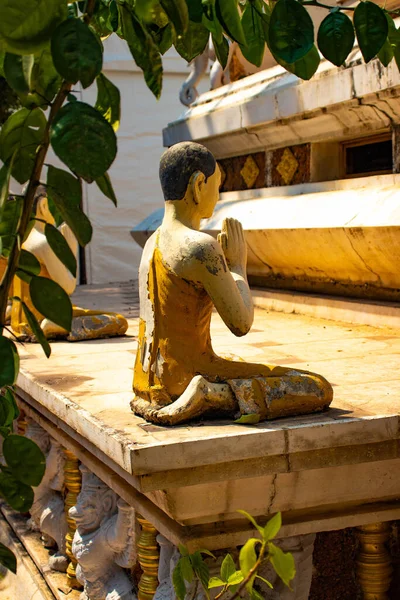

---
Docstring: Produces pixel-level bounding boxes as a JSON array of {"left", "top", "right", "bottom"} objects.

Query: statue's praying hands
[{"left": 131, "top": 142, "right": 333, "bottom": 425}]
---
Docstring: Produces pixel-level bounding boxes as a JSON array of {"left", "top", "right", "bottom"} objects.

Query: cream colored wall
[{"left": 80, "top": 37, "right": 208, "bottom": 284}]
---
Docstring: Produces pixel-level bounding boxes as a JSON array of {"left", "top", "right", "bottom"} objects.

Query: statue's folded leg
[{"left": 41, "top": 309, "right": 128, "bottom": 341}]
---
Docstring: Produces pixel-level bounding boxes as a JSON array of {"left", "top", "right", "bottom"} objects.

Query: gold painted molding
[
  {"left": 356, "top": 522, "right": 393, "bottom": 600},
  {"left": 137, "top": 514, "right": 160, "bottom": 600},
  {"left": 63, "top": 448, "right": 82, "bottom": 590}
]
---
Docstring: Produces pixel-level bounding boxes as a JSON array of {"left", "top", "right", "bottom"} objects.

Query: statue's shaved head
[{"left": 159, "top": 141, "right": 216, "bottom": 201}]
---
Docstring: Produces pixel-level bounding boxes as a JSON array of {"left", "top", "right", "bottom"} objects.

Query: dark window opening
[{"left": 344, "top": 136, "right": 392, "bottom": 177}]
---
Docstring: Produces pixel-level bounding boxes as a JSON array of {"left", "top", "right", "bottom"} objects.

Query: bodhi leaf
[
  {"left": 30, "top": 45, "right": 62, "bottom": 104},
  {"left": 45, "top": 223, "right": 77, "bottom": 277},
  {"left": 0, "top": 107, "right": 47, "bottom": 184},
  {"left": 50, "top": 101, "right": 117, "bottom": 183},
  {"left": 317, "top": 10, "right": 355, "bottom": 67},
  {"left": 0, "top": 0, "right": 67, "bottom": 55},
  {"left": 96, "top": 173, "right": 118, "bottom": 206},
  {"left": 0, "top": 471, "right": 34, "bottom": 513},
  {"left": 208, "top": 577, "right": 225, "bottom": 589},
  {"left": 119, "top": 4, "right": 163, "bottom": 98},
  {"left": 268, "top": 542, "right": 296, "bottom": 587},
  {"left": 47, "top": 165, "right": 92, "bottom": 246},
  {"left": 174, "top": 21, "right": 209, "bottom": 63},
  {"left": 0, "top": 196, "right": 23, "bottom": 257},
  {"left": 239, "top": 538, "right": 260, "bottom": 577},
  {"left": 30, "top": 275, "right": 73, "bottom": 331},
  {"left": 51, "top": 18, "right": 103, "bottom": 88},
  {"left": 172, "top": 561, "right": 186, "bottom": 600},
  {"left": 378, "top": 38, "right": 394, "bottom": 67},
  {"left": 212, "top": 34, "right": 230, "bottom": 69},
  {"left": 0, "top": 337, "right": 19, "bottom": 387},
  {"left": 17, "top": 249, "right": 41, "bottom": 277},
  {"left": 221, "top": 553, "right": 236, "bottom": 582},
  {"left": 19, "top": 299, "right": 51, "bottom": 358},
  {"left": 3, "top": 53, "right": 34, "bottom": 95},
  {"left": 215, "top": 0, "right": 246, "bottom": 46},
  {"left": 0, "top": 389, "right": 19, "bottom": 429},
  {"left": 0, "top": 542, "right": 16, "bottom": 574},
  {"left": 241, "top": 1, "right": 266, "bottom": 67},
  {"left": 237, "top": 509, "right": 264, "bottom": 534},
  {"left": 286, "top": 45, "right": 320, "bottom": 81},
  {"left": 95, "top": 73, "right": 121, "bottom": 132},
  {"left": 190, "top": 551, "right": 210, "bottom": 591},
  {"left": 180, "top": 555, "right": 194, "bottom": 583},
  {"left": 268, "top": 0, "right": 314, "bottom": 64},
  {"left": 160, "top": 0, "right": 189, "bottom": 37},
  {"left": 378, "top": 14, "right": 396, "bottom": 67},
  {"left": 354, "top": 1, "right": 388, "bottom": 63},
  {"left": 3, "top": 434, "right": 46, "bottom": 486},
  {"left": 263, "top": 512, "right": 282, "bottom": 542},
  {"left": 0, "top": 155, "right": 15, "bottom": 215}
]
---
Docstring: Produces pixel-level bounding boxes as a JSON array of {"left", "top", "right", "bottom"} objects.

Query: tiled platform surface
[{"left": 15, "top": 281, "right": 400, "bottom": 549}]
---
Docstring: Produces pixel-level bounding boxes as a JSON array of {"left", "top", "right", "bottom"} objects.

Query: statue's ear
[{"left": 191, "top": 171, "right": 205, "bottom": 205}]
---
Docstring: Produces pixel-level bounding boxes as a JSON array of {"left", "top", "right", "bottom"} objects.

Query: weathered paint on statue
[
  {"left": 131, "top": 142, "right": 333, "bottom": 425},
  {"left": 8, "top": 186, "right": 128, "bottom": 342}
]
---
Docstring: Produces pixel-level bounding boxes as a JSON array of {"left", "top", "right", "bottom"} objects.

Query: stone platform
[{"left": 14, "top": 281, "right": 400, "bottom": 553}]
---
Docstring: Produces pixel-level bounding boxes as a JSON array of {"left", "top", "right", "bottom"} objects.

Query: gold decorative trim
[
  {"left": 240, "top": 155, "right": 260, "bottom": 189},
  {"left": 276, "top": 147, "right": 299, "bottom": 185},
  {"left": 137, "top": 514, "right": 160, "bottom": 600},
  {"left": 356, "top": 522, "right": 392, "bottom": 600},
  {"left": 63, "top": 448, "right": 82, "bottom": 590}
]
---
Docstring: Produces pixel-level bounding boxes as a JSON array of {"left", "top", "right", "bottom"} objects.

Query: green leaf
[
  {"left": 263, "top": 512, "right": 282, "bottom": 542},
  {"left": 199, "top": 548, "right": 216, "bottom": 558},
  {"left": 178, "top": 544, "right": 189, "bottom": 557},
  {"left": 3, "top": 434, "right": 46, "bottom": 486},
  {"left": 29, "top": 275, "right": 72, "bottom": 331},
  {"left": 47, "top": 165, "right": 92, "bottom": 246},
  {"left": 30, "top": 46, "right": 61, "bottom": 104},
  {"left": 119, "top": 4, "right": 163, "bottom": 98},
  {"left": 160, "top": 0, "right": 189, "bottom": 36},
  {"left": 239, "top": 538, "right": 260, "bottom": 578},
  {"left": 191, "top": 551, "right": 210, "bottom": 591},
  {"left": 256, "top": 574, "right": 273, "bottom": 588},
  {"left": 45, "top": 223, "right": 77, "bottom": 277},
  {"left": 317, "top": 11, "right": 354, "bottom": 67},
  {"left": 0, "top": 107, "right": 46, "bottom": 184},
  {"left": 0, "top": 155, "right": 14, "bottom": 215},
  {"left": 180, "top": 555, "right": 194, "bottom": 583},
  {"left": 288, "top": 45, "right": 320, "bottom": 80},
  {"left": 0, "top": 390, "right": 18, "bottom": 429},
  {"left": 172, "top": 561, "right": 186, "bottom": 600},
  {"left": 95, "top": 73, "right": 121, "bottom": 132},
  {"left": 108, "top": 0, "right": 119, "bottom": 32},
  {"left": 208, "top": 577, "right": 225, "bottom": 589},
  {"left": 0, "top": 542, "right": 16, "bottom": 574},
  {"left": 235, "top": 413, "right": 260, "bottom": 424},
  {"left": 354, "top": 1, "right": 388, "bottom": 63},
  {"left": 0, "top": 196, "right": 23, "bottom": 256},
  {"left": 0, "top": 0, "right": 67, "bottom": 55},
  {"left": 50, "top": 101, "right": 117, "bottom": 183},
  {"left": 212, "top": 34, "right": 229, "bottom": 69},
  {"left": 0, "top": 337, "right": 19, "bottom": 387},
  {"left": 151, "top": 23, "right": 173, "bottom": 55},
  {"left": 221, "top": 553, "right": 236, "bottom": 582},
  {"left": 268, "top": 542, "right": 296, "bottom": 587},
  {"left": 268, "top": 0, "right": 314, "bottom": 64},
  {"left": 228, "top": 570, "right": 244, "bottom": 586},
  {"left": 174, "top": 20, "right": 209, "bottom": 63},
  {"left": 241, "top": 2, "right": 265, "bottom": 67},
  {"left": 250, "top": 589, "right": 264, "bottom": 600},
  {"left": 237, "top": 509, "right": 264, "bottom": 534},
  {"left": 0, "top": 471, "right": 34, "bottom": 512},
  {"left": 17, "top": 249, "right": 41, "bottom": 276},
  {"left": 20, "top": 299, "right": 51, "bottom": 358},
  {"left": 3, "top": 53, "right": 34, "bottom": 95},
  {"left": 215, "top": 0, "right": 246, "bottom": 46},
  {"left": 378, "top": 38, "right": 394, "bottom": 67},
  {"left": 51, "top": 18, "right": 103, "bottom": 89}
]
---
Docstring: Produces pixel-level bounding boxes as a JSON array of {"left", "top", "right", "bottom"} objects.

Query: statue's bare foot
[{"left": 132, "top": 375, "right": 237, "bottom": 425}]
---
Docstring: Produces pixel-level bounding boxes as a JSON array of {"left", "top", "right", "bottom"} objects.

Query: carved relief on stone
[
  {"left": 25, "top": 419, "right": 69, "bottom": 572},
  {"left": 70, "top": 465, "right": 137, "bottom": 600}
]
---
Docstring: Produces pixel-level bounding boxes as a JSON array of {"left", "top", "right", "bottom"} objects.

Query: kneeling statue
[{"left": 131, "top": 142, "right": 333, "bottom": 425}]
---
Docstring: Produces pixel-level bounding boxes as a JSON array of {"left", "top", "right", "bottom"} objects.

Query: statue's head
[
  {"left": 69, "top": 466, "right": 118, "bottom": 534},
  {"left": 159, "top": 141, "right": 220, "bottom": 218}
]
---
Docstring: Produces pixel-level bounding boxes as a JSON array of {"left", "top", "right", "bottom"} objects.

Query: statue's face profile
[
  {"left": 69, "top": 488, "right": 116, "bottom": 534},
  {"left": 195, "top": 164, "right": 221, "bottom": 219}
]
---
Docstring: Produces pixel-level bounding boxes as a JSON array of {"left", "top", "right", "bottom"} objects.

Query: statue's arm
[
  {"left": 105, "top": 499, "right": 134, "bottom": 553},
  {"left": 192, "top": 220, "right": 254, "bottom": 337}
]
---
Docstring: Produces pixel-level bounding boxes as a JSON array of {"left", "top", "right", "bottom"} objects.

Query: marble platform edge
[
  {"left": 16, "top": 369, "right": 400, "bottom": 480},
  {"left": 16, "top": 381, "right": 400, "bottom": 497},
  {"left": 0, "top": 502, "right": 77, "bottom": 600},
  {"left": 16, "top": 396, "right": 400, "bottom": 551},
  {"left": 252, "top": 288, "right": 400, "bottom": 329}
]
